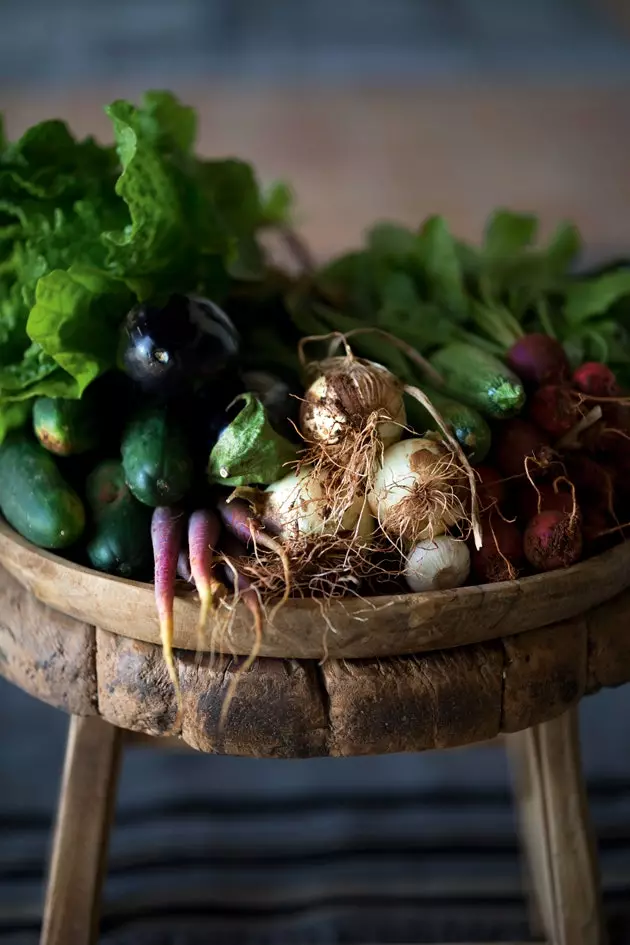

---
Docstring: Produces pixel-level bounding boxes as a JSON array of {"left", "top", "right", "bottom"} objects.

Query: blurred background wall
[
  {"left": 3, "top": 0, "right": 630, "bottom": 258},
  {"left": 3, "top": 3, "right": 630, "bottom": 944}
]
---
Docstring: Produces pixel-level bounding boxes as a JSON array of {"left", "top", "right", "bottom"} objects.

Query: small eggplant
[{"left": 120, "top": 294, "right": 240, "bottom": 398}]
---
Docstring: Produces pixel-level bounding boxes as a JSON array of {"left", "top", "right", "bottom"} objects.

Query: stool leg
[
  {"left": 41, "top": 715, "right": 123, "bottom": 945},
  {"left": 507, "top": 706, "right": 606, "bottom": 945}
]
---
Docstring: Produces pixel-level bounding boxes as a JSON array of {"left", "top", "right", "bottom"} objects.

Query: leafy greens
[{"left": 0, "top": 90, "right": 292, "bottom": 440}]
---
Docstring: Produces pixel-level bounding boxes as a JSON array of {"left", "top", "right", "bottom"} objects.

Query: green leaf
[
  {"left": 26, "top": 265, "right": 133, "bottom": 397},
  {"left": 416, "top": 215, "right": 468, "bottom": 321},
  {"left": 195, "top": 158, "right": 262, "bottom": 254},
  {"left": 0, "top": 342, "right": 58, "bottom": 392},
  {"left": 367, "top": 222, "right": 419, "bottom": 260},
  {"left": 0, "top": 399, "right": 31, "bottom": 442},
  {"left": 207, "top": 392, "right": 296, "bottom": 487},
  {"left": 484, "top": 210, "right": 538, "bottom": 257},
  {"left": 564, "top": 271, "right": 630, "bottom": 324},
  {"left": 260, "top": 180, "right": 294, "bottom": 226}
]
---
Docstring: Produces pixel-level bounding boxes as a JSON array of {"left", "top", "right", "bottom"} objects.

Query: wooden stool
[{"left": 1, "top": 530, "right": 630, "bottom": 945}]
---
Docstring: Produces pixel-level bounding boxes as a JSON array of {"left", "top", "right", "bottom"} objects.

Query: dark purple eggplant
[{"left": 120, "top": 294, "right": 240, "bottom": 398}]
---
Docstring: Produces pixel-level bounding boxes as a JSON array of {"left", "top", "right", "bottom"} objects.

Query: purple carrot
[
  {"left": 188, "top": 509, "right": 224, "bottom": 652},
  {"left": 217, "top": 497, "right": 291, "bottom": 606},
  {"left": 177, "top": 548, "right": 193, "bottom": 583},
  {"left": 151, "top": 506, "right": 186, "bottom": 717}
]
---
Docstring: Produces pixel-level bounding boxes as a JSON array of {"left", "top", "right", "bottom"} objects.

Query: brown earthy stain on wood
[
  {"left": 0, "top": 565, "right": 96, "bottom": 715},
  {"left": 322, "top": 644, "right": 504, "bottom": 757},
  {"left": 1, "top": 556, "right": 630, "bottom": 757},
  {"left": 96, "top": 629, "right": 328, "bottom": 758},
  {"left": 502, "top": 620, "right": 587, "bottom": 733},
  {"left": 2, "top": 519, "right": 630, "bottom": 659}
]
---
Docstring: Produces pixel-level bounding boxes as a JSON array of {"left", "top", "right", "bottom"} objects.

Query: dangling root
[
  {"left": 404, "top": 385, "right": 482, "bottom": 549},
  {"left": 219, "top": 584, "right": 264, "bottom": 732},
  {"left": 378, "top": 450, "right": 470, "bottom": 549},
  {"left": 299, "top": 409, "right": 391, "bottom": 525},
  {"left": 488, "top": 512, "right": 518, "bottom": 581}
]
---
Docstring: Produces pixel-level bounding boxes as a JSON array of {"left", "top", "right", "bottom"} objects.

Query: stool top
[
  {"left": 1, "top": 563, "right": 629, "bottom": 758},
  {"left": 1, "top": 519, "right": 630, "bottom": 659}
]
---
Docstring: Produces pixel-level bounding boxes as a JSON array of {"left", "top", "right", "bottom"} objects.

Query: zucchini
[
  {"left": 405, "top": 386, "right": 491, "bottom": 462},
  {"left": 121, "top": 407, "right": 193, "bottom": 507},
  {"left": 86, "top": 460, "right": 153, "bottom": 579},
  {"left": 429, "top": 343, "right": 526, "bottom": 419},
  {"left": 0, "top": 435, "right": 85, "bottom": 549},
  {"left": 33, "top": 396, "right": 97, "bottom": 456}
]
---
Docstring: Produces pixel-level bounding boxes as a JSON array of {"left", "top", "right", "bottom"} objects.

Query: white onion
[
  {"left": 262, "top": 468, "right": 375, "bottom": 543},
  {"left": 262, "top": 467, "right": 328, "bottom": 540},
  {"left": 340, "top": 494, "right": 375, "bottom": 541},
  {"left": 300, "top": 357, "right": 405, "bottom": 451},
  {"left": 368, "top": 437, "right": 469, "bottom": 544},
  {"left": 404, "top": 536, "right": 470, "bottom": 592}
]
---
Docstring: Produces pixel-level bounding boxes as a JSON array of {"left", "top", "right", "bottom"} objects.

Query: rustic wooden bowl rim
[{"left": 1, "top": 517, "right": 629, "bottom": 660}]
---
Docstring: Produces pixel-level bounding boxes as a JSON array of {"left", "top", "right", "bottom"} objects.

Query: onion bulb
[
  {"left": 262, "top": 467, "right": 375, "bottom": 542},
  {"left": 368, "top": 437, "right": 470, "bottom": 544},
  {"left": 300, "top": 356, "right": 405, "bottom": 454},
  {"left": 404, "top": 536, "right": 470, "bottom": 592},
  {"left": 262, "top": 467, "right": 328, "bottom": 540}
]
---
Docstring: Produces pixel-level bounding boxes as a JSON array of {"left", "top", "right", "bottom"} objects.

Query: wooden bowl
[{"left": 1, "top": 518, "right": 629, "bottom": 660}]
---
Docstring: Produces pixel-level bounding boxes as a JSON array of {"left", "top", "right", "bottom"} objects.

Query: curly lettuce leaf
[
  {"left": 0, "top": 400, "right": 31, "bottom": 442},
  {"left": 207, "top": 392, "right": 296, "bottom": 487},
  {"left": 0, "top": 90, "right": 285, "bottom": 441},
  {"left": 25, "top": 265, "right": 133, "bottom": 397}
]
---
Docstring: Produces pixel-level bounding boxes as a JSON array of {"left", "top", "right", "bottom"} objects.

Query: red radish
[
  {"left": 476, "top": 465, "right": 507, "bottom": 512},
  {"left": 188, "top": 509, "right": 224, "bottom": 652},
  {"left": 151, "top": 506, "right": 186, "bottom": 718},
  {"left": 506, "top": 334, "right": 570, "bottom": 389},
  {"left": 573, "top": 362, "right": 619, "bottom": 397},
  {"left": 595, "top": 403, "right": 630, "bottom": 460},
  {"left": 517, "top": 480, "right": 575, "bottom": 522},
  {"left": 524, "top": 509, "right": 582, "bottom": 572},
  {"left": 528, "top": 384, "right": 582, "bottom": 438},
  {"left": 565, "top": 454, "right": 616, "bottom": 512},
  {"left": 493, "top": 419, "right": 556, "bottom": 480},
  {"left": 582, "top": 509, "right": 617, "bottom": 554},
  {"left": 471, "top": 515, "right": 524, "bottom": 583}
]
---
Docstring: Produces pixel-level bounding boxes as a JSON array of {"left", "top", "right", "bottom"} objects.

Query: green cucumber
[
  {"left": 86, "top": 460, "right": 128, "bottom": 513},
  {"left": 429, "top": 343, "right": 526, "bottom": 419},
  {"left": 0, "top": 436, "right": 85, "bottom": 549},
  {"left": 405, "top": 386, "right": 491, "bottom": 462},
  {"left": 86, "top": 460, "right": 153, "bottom": 579},
  {"left": 33, "top": 396, "right": 98, "bottom": 456},
  {"left": 121, "top": 407, "right": 193, "bottom": 507}
]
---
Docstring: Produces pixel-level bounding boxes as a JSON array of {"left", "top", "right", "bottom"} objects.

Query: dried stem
[
  {"left": 404, "top": 384, "right": 482, "bottom": 549},
  {"left": 556, "top": 405, "right": 603, "bottom": 450}
]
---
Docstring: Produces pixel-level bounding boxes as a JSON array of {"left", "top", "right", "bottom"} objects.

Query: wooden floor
[{"left": 4, "top": 83, "right": 630, "bottom": 261}]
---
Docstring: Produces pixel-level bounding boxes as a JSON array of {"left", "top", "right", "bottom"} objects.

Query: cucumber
[
  {"left": 429, "top": 343, "right": 526, "bottom": 419},
  {"left": 86, "top": 461, "right": 153, "bottom": 579},
  {"left": 33, "top": 396, "right": 97, "bottom": 456},
  {"left": 121, "top": 407, "right": 193, "bottom": 507},
  {"left": 86, "top": 460, "right": 128, "bottom": 513},
  {"left": 405, "top": 386, "right": 491, "bottom": 462},
  {"left": 0, "top": 435, "right": 85, "bottom": 549}
]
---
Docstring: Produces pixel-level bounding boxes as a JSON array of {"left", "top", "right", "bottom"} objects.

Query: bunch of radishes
[{"left": 469, "top": 333, "right": 628, "bottom": 583}]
